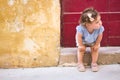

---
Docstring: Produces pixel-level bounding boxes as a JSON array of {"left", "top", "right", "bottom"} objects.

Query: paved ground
[{"left": 0, "top": 64, "right": 120, "bottom": 80}]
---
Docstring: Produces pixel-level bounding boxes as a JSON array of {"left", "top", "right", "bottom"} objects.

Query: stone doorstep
[{"left": 59, "top": 47, "right": 120, "bottom": 67}]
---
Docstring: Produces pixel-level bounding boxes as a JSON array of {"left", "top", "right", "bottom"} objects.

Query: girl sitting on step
[{"left": 75, "top": 7, "right": 104, "bottom": 72}]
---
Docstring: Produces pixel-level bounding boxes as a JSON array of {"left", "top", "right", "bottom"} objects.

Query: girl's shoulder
[
  {"left": 76, "top": 24, "right": 85, "bottom": 30},
  {"left": 99, "top": 25, "right": 105, "bottom": 30},
  {"left": 96, "top": 25, "right": 105, "bottom": 34}
]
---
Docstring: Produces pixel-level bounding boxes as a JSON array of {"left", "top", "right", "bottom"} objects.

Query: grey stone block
[{"left": 59, "top": 47, "right": 120, "bottom": 66}]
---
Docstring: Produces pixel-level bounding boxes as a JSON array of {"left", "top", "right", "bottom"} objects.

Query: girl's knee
[
  {"left": 78, "top": 46, "right": 86, "bottom": 52},
  {"left": 92, "top": 47, "right": 99, "bottom": 52}
]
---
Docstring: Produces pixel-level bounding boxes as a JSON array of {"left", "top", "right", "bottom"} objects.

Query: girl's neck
[{"left": 85, "top": 25, "right": 94, "bottom": 34}]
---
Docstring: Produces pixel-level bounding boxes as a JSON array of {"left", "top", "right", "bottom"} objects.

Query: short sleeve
[
  {"left": 98, "top": 26, "right": 104, "bottom": 34},
  {"left": 76, "top": 25, "right": 83, "bottom": 35}
]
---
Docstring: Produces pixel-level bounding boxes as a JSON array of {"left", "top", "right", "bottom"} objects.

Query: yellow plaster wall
[{"left": 0, "top": 0, "right": 60, "bottom": 68}]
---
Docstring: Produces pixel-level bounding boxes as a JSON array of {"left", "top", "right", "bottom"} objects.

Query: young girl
[{"left": 75, "top": 7, "right": 104, "bottom": 72}]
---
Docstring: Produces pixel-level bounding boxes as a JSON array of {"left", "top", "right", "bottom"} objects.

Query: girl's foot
[
  {"left": 77, "top": 64, "right": 86, "bottom": 72},
  {"left": 91, "top": 63, "right": 99, "bottom": 72}
]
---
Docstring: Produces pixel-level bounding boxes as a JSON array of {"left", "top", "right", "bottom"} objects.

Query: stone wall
[{"left": 0, "top": 0, "right": 60, "bottom": 68}]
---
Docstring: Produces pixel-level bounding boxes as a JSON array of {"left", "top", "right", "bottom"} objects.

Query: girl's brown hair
[{"left": 79, "top": 7, "right": 100, "bottom": 25}]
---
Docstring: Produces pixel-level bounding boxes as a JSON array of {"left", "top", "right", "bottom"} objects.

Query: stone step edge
[{"left": 59, "top": 47, "right": 120, "bottom": 66}]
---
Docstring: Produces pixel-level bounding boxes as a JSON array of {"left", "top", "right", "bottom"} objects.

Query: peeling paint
[
  {"left": 8, "top": 0, "right": 15, "bottom": 6},
  {"left": 22, "top": 0, "right": 28, "bottom": 4}
]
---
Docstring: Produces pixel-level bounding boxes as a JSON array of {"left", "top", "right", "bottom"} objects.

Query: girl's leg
[
  {"left": 77, "top": 45, "right": 86, "bottom": 72},
  {"left": 90, "top": 46, "right": 99, "bottom": 64},
  {"left": 90, "top": 45, "right": 100, "bottom": 72}
]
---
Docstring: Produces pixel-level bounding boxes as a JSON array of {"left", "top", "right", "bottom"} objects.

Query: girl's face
[{"left": 90, "top": 15, "right": 102, "bottom": 29}]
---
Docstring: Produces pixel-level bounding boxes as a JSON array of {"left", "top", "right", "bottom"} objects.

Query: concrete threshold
[{"left": 59, "top": 47, "right": 120, "bottom": 66}]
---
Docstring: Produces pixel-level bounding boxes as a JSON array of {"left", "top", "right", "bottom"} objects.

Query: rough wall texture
[{"left": 0, "top": 0, "right": 60, "bottom": 68}]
